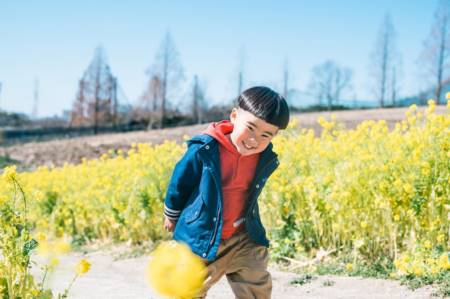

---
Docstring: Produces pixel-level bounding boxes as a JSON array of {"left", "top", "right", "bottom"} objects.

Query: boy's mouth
[{"left": 242, "top": 141, "right": 256, "bottom": 150}]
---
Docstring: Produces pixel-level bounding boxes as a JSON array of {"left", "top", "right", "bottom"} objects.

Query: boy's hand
[{"left": 164, "top": 216, "right": 177, "bottom": 232}]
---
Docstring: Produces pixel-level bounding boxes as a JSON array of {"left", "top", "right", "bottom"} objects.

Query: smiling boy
[{"left": 163, "top": 86, "right": 290, "bottom": 298}]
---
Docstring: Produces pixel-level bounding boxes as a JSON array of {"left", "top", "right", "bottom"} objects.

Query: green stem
[
  {"left": 40, "top": 266, "right": 49, "bottom": 291},
  {"left": 64, "top": 274, "right": 78, "bottom": 298},
  {"left": 12, "top": 177, "right": 27, "bottom": 221},
  {"left": 12, "top": 179, "right": 18, "bottom": 209},
  {"left": 7, "top": 267, "right": 14, "bottom": 299},
  {"left": 21, "top": 266, "right": 28, "bottom": 299}
]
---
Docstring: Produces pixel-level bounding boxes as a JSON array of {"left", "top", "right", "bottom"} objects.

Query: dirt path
[
  {"left": 1, "top": 106, "right": 447, "bottom": 170},
  {"left": 32, "top": 249, "right": 435, "bottom": 299}
]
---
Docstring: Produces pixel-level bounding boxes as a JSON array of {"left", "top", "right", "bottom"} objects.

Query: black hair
[{"left": 236, "top": 86, "right": 290, "bottom": 129}]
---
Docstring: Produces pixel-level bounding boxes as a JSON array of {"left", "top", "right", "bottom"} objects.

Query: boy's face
[{"left": 229, "top": 108, "right": 279, "bottom": 156}]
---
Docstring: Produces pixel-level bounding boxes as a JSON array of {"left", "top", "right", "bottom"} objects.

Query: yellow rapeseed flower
[
  {"left": 147, "top": 241, "right": 206, "bottom": 298},
  {"left": 31, "top": 289, "right": 40, "bottom": 297},
  {"left": 394, "top": 259, "right": 402, "bottom": 269},
  {"left": 412, "top": 264, "right": 424, "bottom": 276},
  {"left": 37, "top": 240, "right": 51, "bottom": 255},
  {"left": 345, "top": 263, "right": 354, "bottom": 271},
  {"left": 287, "top": 118, "right": 299, "bottom": 129},
  {"left": 2, "top": 165, "right": 17, "bottom": 181},
  {"left": 403, "top": 183, "right": 414, "bottom": 194},
  {"left": 75, "top": 259, "right": 91, "bottom": 275},
  {"left": 48, "top": 257, "right": 60, "bottom": 270},
  {"left": 430, "top": 265, "right": 439, "bottom": 275},
  {"left": 438, "top": 254, "right": 450, "bottom": 270},
  {"left": 54, "top": 239, "right": 71, "bottom": 254},
  {"left": 35, "top": 232, "right": 47, "bottom": 243}
]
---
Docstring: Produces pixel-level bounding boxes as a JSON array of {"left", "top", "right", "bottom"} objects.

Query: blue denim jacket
[{"left": 164, "top": 134, "right": 279, "bottom": 261}]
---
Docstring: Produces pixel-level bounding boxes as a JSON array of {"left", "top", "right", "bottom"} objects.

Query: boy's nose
[{"left": 247, "top": 137, "right": 258, "bottom": 147}]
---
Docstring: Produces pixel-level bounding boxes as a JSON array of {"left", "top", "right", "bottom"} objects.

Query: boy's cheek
[{"left": 259, "top": 140, "right": 272, "bottom": 150}]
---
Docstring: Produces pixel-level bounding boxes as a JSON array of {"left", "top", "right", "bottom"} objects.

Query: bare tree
[
  {"left": 192, "top": 75, "right": 206, "bottom": 124},
  {"left": 420, "top": 0, "right": 450, "bottom": 104},
  {"left": 308, "top": 60, "right": 352, "bottom": 110},
  {"left": 71, "top": 47, "right": 117, "bottom": 133},
  {"left": 232, "top": 48, "right": 246, "bottom": 105},
  {"left": 283, "top": 59, "right": 289, "bottom": 99},
  {"left": 238, "top": 70, "right": 243, "bottom": 98},
  {"left": 110, "top": 76, "right": 118, "bottom": 128},
  {"left": 370, "top": 14, "right": 401, "bottom": 107},
  {"left": 238, "top": 49, "right": 246, "bottom": 96},
  {"left": 71, "top": 80, "right": 86, "bottom": 126},
  {"left": 32, "top": 78, "right": 39, "bottom": 119},
  {"left": 147, "top": 32, "right": 184, "bottom": 128},
  {"left": 140, "top": 74, "right": 163, "bottom": 129},
  {"left": 391, "top": 66, "right": 397, "bottom": 106}
]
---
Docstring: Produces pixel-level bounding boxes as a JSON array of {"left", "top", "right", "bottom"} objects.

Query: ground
[{"left": 32, "top": 245, "right": 435, "bottom": 299}]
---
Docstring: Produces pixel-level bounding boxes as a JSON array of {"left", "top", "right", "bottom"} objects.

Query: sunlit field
[{"left": 1, "top": 100, "right": 449, "bottom": 297}]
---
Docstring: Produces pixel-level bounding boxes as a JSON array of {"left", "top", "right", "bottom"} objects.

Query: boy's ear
[{"left": 229, "top": 108, "right": 238, "bottom": 124}]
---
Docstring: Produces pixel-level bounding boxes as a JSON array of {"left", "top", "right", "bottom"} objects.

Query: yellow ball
[{"left": 147, "top": 241, "right": 206, "bottom": 298}]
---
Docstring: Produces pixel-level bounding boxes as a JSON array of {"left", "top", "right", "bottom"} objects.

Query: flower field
[
  {"left": 264, "top": 100, "right": 449, "bottom": 282},
  {"left": 1, "top": 100, "right": 449, "bottom": 297}
]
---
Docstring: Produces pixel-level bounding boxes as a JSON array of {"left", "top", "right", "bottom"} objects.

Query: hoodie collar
[{"left": 203, "top": 120, "right": 239, "bottom": 155}]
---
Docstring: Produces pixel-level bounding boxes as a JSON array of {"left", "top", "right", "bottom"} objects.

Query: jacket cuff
[{"left": 164, "top": 205, "right": 181, "bottom": 221}]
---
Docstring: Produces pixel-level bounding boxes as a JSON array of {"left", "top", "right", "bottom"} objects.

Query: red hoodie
[{"left": 204, "top": 120, "right": 260, "bottom": 239}]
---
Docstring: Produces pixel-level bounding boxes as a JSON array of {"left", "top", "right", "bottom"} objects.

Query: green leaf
[
  {"left": 37, "top": 289, "right": 53, "bottom": 299},
  {"left": 22, "top": 239, "right": 38, "bottom": 256},
  {"left": 0, "top": 277, "right": 7, "bottom": 297}
]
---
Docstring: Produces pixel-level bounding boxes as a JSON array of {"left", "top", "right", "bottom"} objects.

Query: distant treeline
[
  {"left": 0, "top": 111, "right": 31, "bottom": 127},
  {"left": 0, "top": 106, "right": 231, "bottom": 145},
  {"left": 0, "top": 99, "right": 442, "bottom": 145}
]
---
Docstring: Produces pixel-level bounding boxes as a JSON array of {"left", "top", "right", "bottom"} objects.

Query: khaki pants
[{"left": 198, "top": 230, "right": 272, "bottom": 299}]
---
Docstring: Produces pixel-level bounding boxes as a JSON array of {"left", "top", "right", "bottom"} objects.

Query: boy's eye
[{"left": 246, "top": 126, "right": 254, "bottom": 131}]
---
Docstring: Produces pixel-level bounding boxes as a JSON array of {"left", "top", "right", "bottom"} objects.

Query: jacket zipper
[
  {"left": 246, "top": 157, "right": 278, "bottom": 212},
  {"left": 207, "top": 166, "right": 221, "bottom": 258},
  {"left": 201, "top": 151, "right": 222, "bottom": 249}
]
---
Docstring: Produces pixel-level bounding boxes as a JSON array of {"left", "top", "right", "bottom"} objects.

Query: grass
[
  {"left": 322, "top": 279, "right": 335, "bottom": 287},
  {"left": 400, "top": 272, "right": 450, "bottom": 298},
  {"left": 290, "top": 273, "right": 317, "bottom": 285}
]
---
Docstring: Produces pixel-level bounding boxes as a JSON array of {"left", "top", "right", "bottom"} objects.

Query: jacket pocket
[{"left": 185, "top": 195, "right": 205, "bottom": 224}]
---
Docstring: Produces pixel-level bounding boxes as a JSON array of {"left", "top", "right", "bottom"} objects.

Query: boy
[{"left": 163, "top": 86, "right": 290, "bottom": 298}]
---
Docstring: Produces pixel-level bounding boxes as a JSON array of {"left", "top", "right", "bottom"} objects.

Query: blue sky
[{"left": 0, "top": 0, "right": 439, "bottom": 117}]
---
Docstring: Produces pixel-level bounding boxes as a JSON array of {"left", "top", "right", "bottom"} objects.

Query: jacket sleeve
[{"left": 164, "top": 143, "right": 202, "bottom": 221}]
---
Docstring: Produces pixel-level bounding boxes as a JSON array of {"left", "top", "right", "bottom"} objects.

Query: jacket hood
[{"left": 203, "top": 120, "right": 239, "bottom": 155}]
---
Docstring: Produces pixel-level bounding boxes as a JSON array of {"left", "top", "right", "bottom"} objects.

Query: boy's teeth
[{"left": 243, "top": 142, "right": 254, "bottom": 149}]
